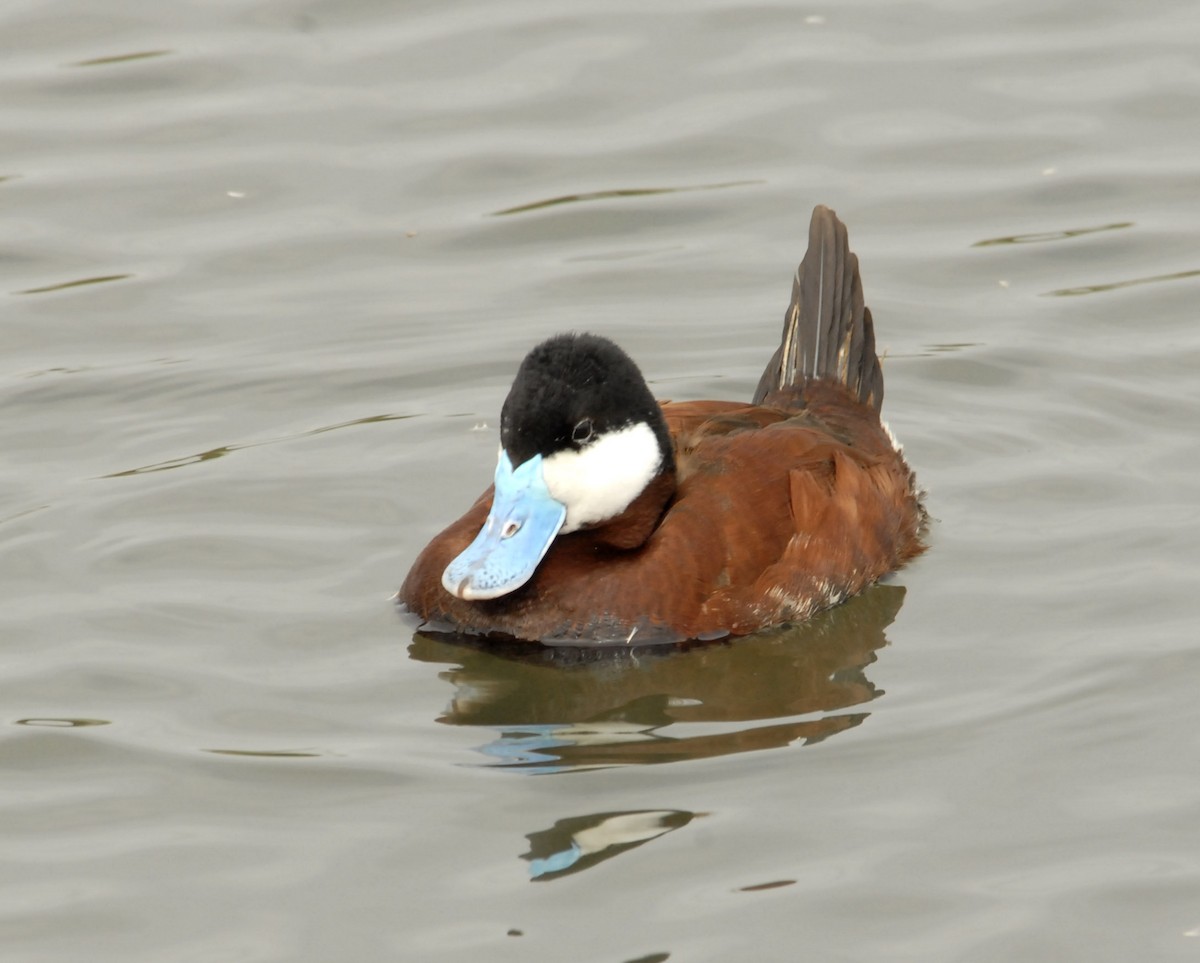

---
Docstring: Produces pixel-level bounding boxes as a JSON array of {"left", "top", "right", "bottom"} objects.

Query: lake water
[{"left": 3, "top": 0, "right": 1199, "bottom": 960}]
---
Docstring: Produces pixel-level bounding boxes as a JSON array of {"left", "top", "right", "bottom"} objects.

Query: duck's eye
[{"left": 571, "top": 418, "right": 594, "bottom": 445}]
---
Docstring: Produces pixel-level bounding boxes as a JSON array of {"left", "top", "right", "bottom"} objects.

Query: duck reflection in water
[
  {"left": 522, "top": 809, "right": 696, "bottom": 881},
  {"left": 407, "top": 583, "right": 906, "bottom": 773}
]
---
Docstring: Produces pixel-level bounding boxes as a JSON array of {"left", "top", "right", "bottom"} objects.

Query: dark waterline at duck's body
[{"left": 399, "top": 206, "right": 926, "bottom": 644}]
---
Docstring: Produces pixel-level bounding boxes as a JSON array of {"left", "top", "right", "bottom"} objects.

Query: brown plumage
[{"left": 399, "top": 206, "right": 925, "bottom": 644}]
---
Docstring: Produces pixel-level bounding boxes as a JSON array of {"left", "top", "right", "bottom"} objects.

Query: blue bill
[{"left": 441, "top": 451, "right": 567, "bottom": 600}]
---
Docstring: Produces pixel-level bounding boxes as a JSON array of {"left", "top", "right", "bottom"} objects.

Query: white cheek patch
[{"left": 541, "top": 421, "right": 662, "bottom": 532}]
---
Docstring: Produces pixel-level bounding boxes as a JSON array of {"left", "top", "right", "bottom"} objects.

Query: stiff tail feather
[{"left": 753, "top": 205, "right": 884, "bottom": 412}]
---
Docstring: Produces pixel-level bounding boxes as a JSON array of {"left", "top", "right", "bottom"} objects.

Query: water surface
[{"left": 3, "top": 1, "right": 1199, "bottom": 960}]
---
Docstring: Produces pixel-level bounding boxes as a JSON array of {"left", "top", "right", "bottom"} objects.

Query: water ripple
[
  {"left": 15, "top": 274, "right": 133, "bottom": 295},
  {"left": 973, "top": 221, "right": 1133, "bottom": 246},
  {"left": 102, "top": 413, "right": 413, "bottom": 478},
  {"left": 1045, "top": 267, "right": 1200, "bottom": 297},
  {"left": 490, "top": 179, "right": 761, "bottom": 216},
  {"left": 70, "top": 50, "right": 173, "bottom": 68}
]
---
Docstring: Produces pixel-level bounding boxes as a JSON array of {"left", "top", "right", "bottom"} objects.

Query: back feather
[{"left": 753, "top": 205, "right": 884, "bottom": 412}]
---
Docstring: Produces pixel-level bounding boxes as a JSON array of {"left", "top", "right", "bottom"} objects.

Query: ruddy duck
[{"left": 400, "top": 206, "right": 925, "bottom": 644}]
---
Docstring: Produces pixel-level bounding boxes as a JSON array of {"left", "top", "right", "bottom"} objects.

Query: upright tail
[{"left": 752, "top": 205, "right": 884, "bottom": 412}]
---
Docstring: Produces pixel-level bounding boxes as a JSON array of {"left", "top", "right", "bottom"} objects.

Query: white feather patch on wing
[
  {"left": 881, "top": 418, "right": 904, "bottom": 454},
  {"left": 541, "top": 421, "right": 662, "bottom": 533}
]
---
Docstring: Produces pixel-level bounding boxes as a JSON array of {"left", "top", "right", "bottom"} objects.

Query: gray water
[{"left": 3, "top": 1, "right": 1200, "bottom": 960}]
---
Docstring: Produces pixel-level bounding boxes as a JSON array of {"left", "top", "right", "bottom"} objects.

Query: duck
[{"left": 399, "top": 205, "right": 925, "bottom": 644}]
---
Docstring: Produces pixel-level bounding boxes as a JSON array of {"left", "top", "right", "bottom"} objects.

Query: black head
[{"left": 500, "top": 333, "right": 672, "bottom": 469}]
